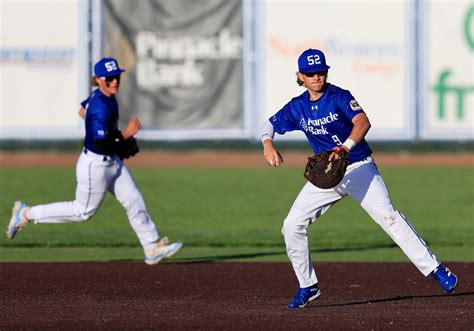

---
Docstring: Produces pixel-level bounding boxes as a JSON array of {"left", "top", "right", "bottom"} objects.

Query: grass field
[{"left": 0, "top": 165, "right": 472, "bottom": 262}]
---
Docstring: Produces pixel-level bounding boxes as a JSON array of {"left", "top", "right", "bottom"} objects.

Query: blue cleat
[
  {"left": 144, "top": 237, "right": 183, "bottom": 265},
  {"left": 287, "top": 283, "right": 321, "bottom": 308},
  {"left": 6, "top": 201, "right": 29, "bottom": 240},
  {"left": 431, "top": 265, "right": 458, "bottom": 293}
]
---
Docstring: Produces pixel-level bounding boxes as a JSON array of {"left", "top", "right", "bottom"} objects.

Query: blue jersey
[
  {"left": 270, "top": 83, "right": 372, "bottom": 163},
  {"left": 81, "top": 89, "right": 119, "bottom": 155}
]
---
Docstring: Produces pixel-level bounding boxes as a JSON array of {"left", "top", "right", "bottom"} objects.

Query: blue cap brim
[
  {"left": 299, "top": 65, "right": 330, "bottom": 73},
  {"left": 101, "top": 68, "right": 125, "bottom": 77}
]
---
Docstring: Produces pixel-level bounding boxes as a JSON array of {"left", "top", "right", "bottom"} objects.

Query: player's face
[
  {"left": 299, "top": 70, "right": 327, "bottom": 93},
  {"left": 97, "top": 75, "right": 121, "bottom": 96}
]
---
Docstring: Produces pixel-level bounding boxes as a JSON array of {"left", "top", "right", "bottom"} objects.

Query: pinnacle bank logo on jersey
[
  {"left": 300, "top": 112, "right": 339, "bottom": 135},
  {"left": 135, "top": 29, "right": 242, "bottom": 89}
]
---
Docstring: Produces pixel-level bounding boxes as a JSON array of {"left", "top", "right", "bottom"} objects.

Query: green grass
[{"left": 0, "top": 166, "right": 472, "bottom": 262}]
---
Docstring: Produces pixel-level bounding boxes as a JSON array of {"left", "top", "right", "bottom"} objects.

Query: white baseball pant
[
  {"left": 282, "top": 157, "right": 440, "bottom": 288},
  {"left": 26, "top": 149, "right": 159, "bottom": 250}
]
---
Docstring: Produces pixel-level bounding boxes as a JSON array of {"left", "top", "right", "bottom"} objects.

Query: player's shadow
[
  {"left": 171, "top": 243, "right": 397, "bottom": 263},
  {"left": 308, "top": 291, "right": 474, "bottom": 308}
]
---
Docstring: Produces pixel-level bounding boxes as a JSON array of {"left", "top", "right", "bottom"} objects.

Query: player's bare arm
[
  {"left": 348, "top": 113, "right": 371, "bottom": 144},
  {"left": 329, "top": 113, "right": 371, "bottom": 161},
  {"left": 122, "top": 117, "right": 142, "bottom": 139},
  {"left": 79, "top": 107, "right": 86, "bottom": 119}
]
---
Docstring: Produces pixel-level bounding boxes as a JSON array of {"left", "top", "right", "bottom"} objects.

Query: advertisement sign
[
  {"left": 102, "top": 0, "right": 246, "bottom": 140},
  {"left": 260, "top": 0, "right": 414, "bottom": 141},
  {"left": 420, "top": 1, "right": 474, "bottom": 140},
  {"left": 0, "top": 0, "right": 88, "bottom": 139},
  {"left": 0, "top": 0, "right": 470, "bottom": 142}
]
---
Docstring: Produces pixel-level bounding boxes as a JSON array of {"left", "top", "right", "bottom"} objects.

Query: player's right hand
[{"left": 263, "top": 140, "right": 284, "bottom": 167}]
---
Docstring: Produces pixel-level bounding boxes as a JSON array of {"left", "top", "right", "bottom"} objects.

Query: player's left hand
[{"left": 329, "top": 146, "right": 348, "bottom": 161}]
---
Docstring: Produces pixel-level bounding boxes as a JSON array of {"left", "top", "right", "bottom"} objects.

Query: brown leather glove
[{"left": 304, "top": 150, "right": 348, "bottom": 189}]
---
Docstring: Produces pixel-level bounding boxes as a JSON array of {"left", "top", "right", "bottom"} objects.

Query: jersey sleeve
[
  {"left": 337, "top": 90, "right": 365, "bottom": 121},
  {"left": 87, "top": 99, "right": 109, "bottom": 140},
  {"left": 80, "top": 97, "right": 90, "bottom": 109},
  {"left": 269, "top": 102, "right": 299, "bottom": 135}
]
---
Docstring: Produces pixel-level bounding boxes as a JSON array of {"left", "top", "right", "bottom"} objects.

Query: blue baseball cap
[
  {"left": 298, "top": 49, "right": 330, "bottom": 73},
  {"left": 94, "top": 57, "right": 125, "bottom": 77}
]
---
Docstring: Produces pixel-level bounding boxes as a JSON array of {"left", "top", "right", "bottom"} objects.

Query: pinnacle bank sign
[{"left": 136, "top": 29, "right": 242, "bottom": 89}]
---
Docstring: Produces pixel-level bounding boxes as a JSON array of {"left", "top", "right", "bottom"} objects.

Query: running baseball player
[
  {"left": 7, "top": 57, "right": 182, "bottom": 265},
  {"left": 260, "top": 49, "right": 458, "bottom": 308}
]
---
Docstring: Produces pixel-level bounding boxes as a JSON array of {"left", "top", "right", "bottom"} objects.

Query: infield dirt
[
  {"left": 1, "top": 262, "right": 473, "bottom": 329},
  {"left": 1, "top": 150, "right": 473, "bottom": 167}
]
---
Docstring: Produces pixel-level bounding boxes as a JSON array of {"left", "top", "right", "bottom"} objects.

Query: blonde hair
[
  {"left": 296, "top": 72, "right": 304, "bottom": 86},
  {"left": 91, "top": 76, "right": 100, "bottom": 86}
]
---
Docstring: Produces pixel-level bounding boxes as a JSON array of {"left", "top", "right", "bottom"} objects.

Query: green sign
[
  {"left": 432, "top": 5, "right": 474, "bottom": 120},
  {"left": 464, "top": 5, "right": 474, "bottom": 51}
]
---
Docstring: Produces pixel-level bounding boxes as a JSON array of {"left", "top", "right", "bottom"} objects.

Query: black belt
[
  {"left": 83, "top": 148, "right": 111, "bottom": 161},
  {"left": 348, "top": 156, "right": 372, "bottom": 166}
]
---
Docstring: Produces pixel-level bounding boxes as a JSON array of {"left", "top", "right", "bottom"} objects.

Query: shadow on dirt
[
  {"left": 311, "top": 291, "right": 474, "bottom": 308},
  {"left": 171, "top": 243, "right": 397, "bottom": 263}
]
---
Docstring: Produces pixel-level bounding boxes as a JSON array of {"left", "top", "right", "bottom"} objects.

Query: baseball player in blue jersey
[
  {"left": 261, "top": 49, "right": 458, "bottom": 308},
  {"left": 7, "top": 57, "right": 182, "bottom": 265}
]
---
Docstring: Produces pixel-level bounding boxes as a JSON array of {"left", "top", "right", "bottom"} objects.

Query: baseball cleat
[
  {"left": 287, "top": 283, "right": 321, "bottom": 308},
  {"left": 6, "top": 201, "right": 30, "bottom": 240},
  {"left": 431, "top": 265, "right": 458, "bottom": 293},
  {"left": 144, "top": 237, "right": 183, "bottom": 265}
]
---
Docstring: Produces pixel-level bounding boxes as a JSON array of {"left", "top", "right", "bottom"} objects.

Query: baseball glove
[
  {"left": 304, "top": 149, "right": 348, "bottom": 189},
  {"left": 117, "top": 137, "right": 140, "bottom": 160}
]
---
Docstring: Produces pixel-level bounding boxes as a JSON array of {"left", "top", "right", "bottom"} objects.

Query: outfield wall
[{"left": 0, "top": 0, "right": 472, "bottom": 142}]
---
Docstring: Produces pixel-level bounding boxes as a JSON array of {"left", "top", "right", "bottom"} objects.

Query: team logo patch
[{"left": 350, "top": 100, "right": 362, "bottom": 111}]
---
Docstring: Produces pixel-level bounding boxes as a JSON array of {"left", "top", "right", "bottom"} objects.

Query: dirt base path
[
  {"left": 1, "top": 150, "right": 473, "bottom": 167},
  {"left": 1, "top": 262, "right": 472, "bottom": 329}
]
